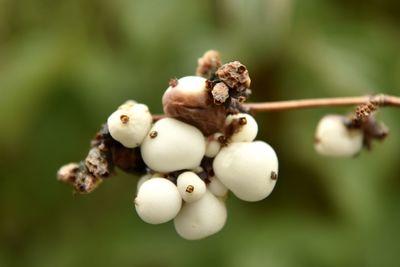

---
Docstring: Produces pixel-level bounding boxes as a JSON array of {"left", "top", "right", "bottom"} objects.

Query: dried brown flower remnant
[
  {"left": 361, "top": 116, "right": 389, "bottom": 150},
  {"left": 353, "top": 102, "right": 378, "bottom": 125},
  {"left": 196, "top": 50, "right": 222, "bottom": 79},
  {"left": 85, "top": 146, "right": 112, "bottom": 177},
  {"left": 58, "top": 124, "right": 146, "bottom": 194},
  {"left": 57, "top": 162, "right": 102, "bottom": 194},
  {"left": 74, "top": 167, "right": 102, "bottom": 193},
  {"left": 169, "top": 78, "right": 178, "bottom": 87},
  {"left": 57, "top": 163, "right": 80, "bottom": 184},
  {"left": 211, "top": 82, "right": 229, "bottom": 104},
  {"left": 216, "top": 61, "right": 251, "bottom": 94}
]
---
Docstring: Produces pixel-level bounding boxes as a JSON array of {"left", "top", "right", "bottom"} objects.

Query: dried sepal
[
  {"left": 215, "top": 61, "right": 251, "bottom": 94},
  {"left": 211, "top": 82, "right": 230, "bottom": 104},
  {"left": 196, "top": 50, "right": 222, "bottom": 79},
  {"left": 360, "top": 116, "right": 389, "bottom": 150}
]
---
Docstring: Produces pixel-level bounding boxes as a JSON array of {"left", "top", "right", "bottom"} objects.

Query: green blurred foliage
[{"left": 1, "top": 0, "right": 400, "bottom": 266}]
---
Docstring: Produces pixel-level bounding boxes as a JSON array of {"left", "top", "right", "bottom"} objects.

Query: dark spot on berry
[
  {"left": 186, "top": 185, "right": 194, "bottom": 193},
  {"left": 169, "top": 78, "right": 178, "bottom": 87},
  {"left": 270, "top": 171, "right": 278, "bottom": 180},
  {"left": 120, "top": 115, "right": 129, "bottom": 124},
  {"left": 149, "top": 131, "right": 158, "bottom": 138},
  {"left": 314, "top": 137, "right": 321, "bottom": 144},
  {"left": 239, "top": 117, "right": 247, "bottom": 125}
]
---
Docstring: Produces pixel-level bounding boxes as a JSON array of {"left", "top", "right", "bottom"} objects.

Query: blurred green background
[{"left": 1, "top": 0, "right": 400, "bottom": 266}]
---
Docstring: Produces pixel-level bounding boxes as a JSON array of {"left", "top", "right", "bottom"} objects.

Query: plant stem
[{"left": 243, "top": 94, "right": 400, "bottom": 112}]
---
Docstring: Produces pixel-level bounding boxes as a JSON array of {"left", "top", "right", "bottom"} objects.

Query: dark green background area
[{"left": 1, "top": 0, "right": 400, "bottom": 266}]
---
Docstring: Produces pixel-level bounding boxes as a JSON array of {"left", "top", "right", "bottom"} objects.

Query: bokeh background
[{"left": 1, "top": 0, "right": 400, "bottom": 266}]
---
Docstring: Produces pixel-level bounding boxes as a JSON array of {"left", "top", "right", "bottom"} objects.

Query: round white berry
[
  {"left": 140, "top": 118, "right": 206, "bottom": 172},
  {"left": 165, "top": 76, "right": 207, "bottom": 95},
  {"left": 134, "top": 178, "right": 182, "bottom": 224},
  {"left": 177, "top": 172, "right": 206, "bottom": 203},
  {"left": 107, "top": 101, "right": 152, "bottom": 148},
  {"left": 174, "top": 190, "right": 227, "bottom": 240},
  {"left": 225, "top": 113, "right": 258, "bottom": 143},
  {"left": 205, "top": 133, "right": 223, "bottom": 158},
  {"left": 136, "top": 173, "right": 152, "bottom": 191},
  {"left": 213, "top": 141, "right": 278, "bottom": 202},
  {"left": 207, "top": 175, "right": 228, "bottom": 198},
  {"left": 314, "top": 115, "right": 363, "bottom": 157}
]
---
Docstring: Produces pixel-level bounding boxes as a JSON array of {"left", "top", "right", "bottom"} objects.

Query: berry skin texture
[
  {"left": 177, "top": 172, "right": 206, "bottom": 203},
  {"left": 107, "top": 101, "right": 152, "bottom": 148},
  {"left": 174, "top": 190, "right": 227, "bottom": 240},
  {"left": 314, "top": 115, "right": 363, "bottom": 157},
  {"left": 225, "top": 113, "right": 258, "bottom": 143},
  {"left": 213, "top": 141, "right": 278, "bottom": 202},
  {"left": 134, "top": 178, "right": 182, "bottom": 224},
  {"left": 140, "top": 118, "right": 206, "bottom": 173}
]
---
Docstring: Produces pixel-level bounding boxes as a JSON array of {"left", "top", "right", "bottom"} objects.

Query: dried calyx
[{"left": 57, "top": 123, "right": 146, "bottom": 193}]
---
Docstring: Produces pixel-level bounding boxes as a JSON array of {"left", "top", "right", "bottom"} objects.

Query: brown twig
[{"left": 243, "top": 94, "right": 400, "bottom": 112}]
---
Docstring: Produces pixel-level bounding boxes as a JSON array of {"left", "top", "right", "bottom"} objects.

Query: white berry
[
  {"left": 225, "top": 113, "right": 258, "bottom": 143},
  {"left": 314, "top": 115, "right": 363, "bottom": 157},
  {"left": 107, "top": 101, "right": 152, "bottom": 148},
  {"left": 205, "top": 133, "right": 223, "bottom": 158},
  {"left": 177, "top": 172, "right": 206, "bottom": 203},
  {"left": 207, "top": 175, "right": 228, "bottom": 198},
  {"left": 174, "top": 190, "right": 227, "bottom": 240},
  {"left": 140, "top": 118, "right": 206, "bottom": 172},
  {"left": 213, "top": 141, "right": 278, "bottom": 202},
  {"left": 165, "top": 76, "right": 207, "bottom": 95},
  {"left": 136, "top": 173, "right": 152, "bottom": 191},
  {"left": 134, "top": 178, "right": 182, "bottom": 224}
]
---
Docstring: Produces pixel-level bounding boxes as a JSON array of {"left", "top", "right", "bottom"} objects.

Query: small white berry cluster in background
[
  {"left": 314, "top": 115, "right": 364, "bottom": 157},
  {"left": 106, "top": 76, "right": 278, "bottom": 240},
  {"left": 314, "top": 101, "right": 388, "bottom": 157}
]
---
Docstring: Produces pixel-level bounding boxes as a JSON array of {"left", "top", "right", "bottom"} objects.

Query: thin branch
[{"left": 243, "top": 94, "right": 400, "bottom": 112}]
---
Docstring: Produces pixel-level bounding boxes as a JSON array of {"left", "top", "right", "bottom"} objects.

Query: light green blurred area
[{"left": 1, "top": 0, "right": 400, "bottom": 266}]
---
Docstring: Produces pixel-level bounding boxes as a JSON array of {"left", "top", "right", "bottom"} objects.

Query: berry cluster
[
  {"left": 57, "top": 51, "right": 279, "bottom": 240},
  {"left": 108, "top": 89, "right": 277, "bottom": 240},
  {"left": 58, "top": 50, "right": 394, "bottom": 240}
]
